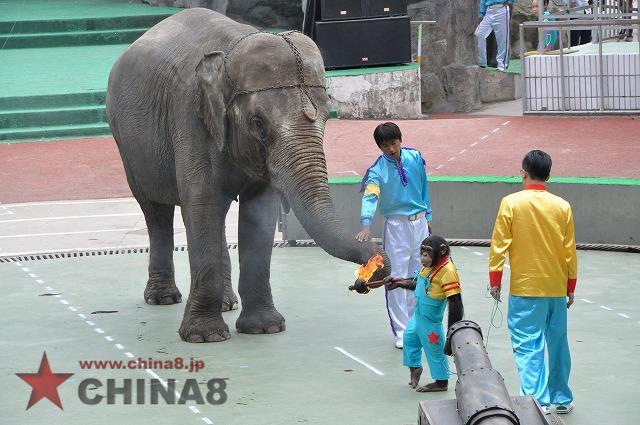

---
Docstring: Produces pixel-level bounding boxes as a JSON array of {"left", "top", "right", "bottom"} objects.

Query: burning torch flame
[{"left": 354, "top": 254, "right": 384, "bottom": 282}]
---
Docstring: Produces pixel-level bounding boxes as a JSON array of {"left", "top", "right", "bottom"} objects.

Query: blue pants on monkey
[{"left": 402, "top": 274, "right": 449, "bottom": 380}]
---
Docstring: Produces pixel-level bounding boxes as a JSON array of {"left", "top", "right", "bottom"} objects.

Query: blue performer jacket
[{"left": 359, "top": 147, "right": 432, "bottom": 227}]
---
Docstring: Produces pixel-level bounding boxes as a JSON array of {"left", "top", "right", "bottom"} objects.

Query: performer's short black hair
[
  {"left": 522, "top": 150, "right": 552, "bottom": 181},
  {"left": 420, "top": 235, "right": 450, "bottom": 266},
  {"left": 373, "top": 122, "right": 402, "bottom": 147}
]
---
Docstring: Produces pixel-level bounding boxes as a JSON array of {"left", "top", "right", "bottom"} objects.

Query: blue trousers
[
  {"left": 508, "top": 296, "right": 573, "bottom": 406},
  {"left": 402, "top": 299, "right": 449, "bottom": 381}
]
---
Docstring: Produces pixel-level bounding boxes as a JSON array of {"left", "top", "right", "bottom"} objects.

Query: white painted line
[
  {"left": 436, "top": 164, "right": 444, "bottom": 170},
  {"left": 458, "top": 149, "right": 467, "bottom": 155},
  {"left": 502, "top": 120, "right": 511, "bottom": 126},
  {"left": 600, "top": 306, "right": 613, "bottom": 311},
  {"left": 580, "top": 298, "right": 593, "bottom": 304},
  {"left": 0, "top": 213, "right": 142, "bottom": 224},
  {"left": 470, "top": 142, "right": 478, "bottom": 147},
  {"left": 95, "top": 328, "right": 105, "bottom": 334},
  {"left": 78, "top": 313, "right": 87, "bottom": 319},
  {"left": 36, "top": 279, "right": 44, "bottom": 284},
  {"left": 85, "top": 320, "right": 95, "bottom": 326},
  {"left": 202, "top": 418, "right": 213, "bottom": 425},
  {"left": 473, "top": 252, "right": 484, "bottom": 256},
  {"left": 45, "top": 286, "right": 53, "bottom": 291},
  {"left": 334, "top": 346, "right": 384, "bottom": 376},
  {"left": 190, "top": 406, "right": 201, "bottom": 413},
  {"left": 68, "top": 306, "right": 77, "bottom": 312},
  {"left": 448, "top": 156, "right": 456, "bottom": 161},
  {"left": 21, "top": 267, "right": 30, "bottom": 272},
  {"left": 146, "top": 369, "right": 182, "bottom": 400},
  {"left": 105, "top": 336, "right": 114, "bottom": 342},
  {"left": 481, "top": 135, "right": 488, "bottom": 140},
  {"left": 492, "top": 127, "right": 501, "bottom": 133},
  {"left": 115, "top": 343, "right": 124, "bottom": 349},
  {"left": 60, "top": 300, "right": 69, "bottom": 305},
  {"left": 28, "top": 273, "right": 37, "bottom": 278},
  {"left": 0, "top": 227, "right": 152, "bottom": 239},
  {"left": 2, "top": 198, "right": 136, "bottom": 208},
  {"left": 618, "top": 313, "right": 630, "bottom": 319},
  {"left": 125, "top": 352, "right": 135, "bottom": 358}
]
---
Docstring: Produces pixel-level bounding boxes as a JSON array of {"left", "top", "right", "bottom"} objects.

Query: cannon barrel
[{"left": 446, "top": 320, "right": 519, "bottom": 425}]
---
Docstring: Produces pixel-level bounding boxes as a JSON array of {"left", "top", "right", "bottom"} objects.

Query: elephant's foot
[
  {"left": 222, "top": 284, "right": 238, "bottom": 312},
  {"left": 179, "top": 313, "right": 230, "bottom": 343},
  {"left": 144, "top": 276, "right": 182, "bottom": 305},
  {"left": 236, "top": 307, "right": 285, "bottom": 334}
]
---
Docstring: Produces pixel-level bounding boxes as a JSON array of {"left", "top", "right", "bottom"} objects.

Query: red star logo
[
  {"left": 16, "top": 352, "right": 73, "bottom": 410},
  {"left": 427, "top": 331, "right": 440, "bottom": 345}
]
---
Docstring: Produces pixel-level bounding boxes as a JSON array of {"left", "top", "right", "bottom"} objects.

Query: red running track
[{"left": 1, "top": 115, "right": 638, "bottom": 203}]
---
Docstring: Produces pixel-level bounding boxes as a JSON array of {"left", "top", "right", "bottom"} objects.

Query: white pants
[
  {"left": 475, "top": 5, "right": 510, "bottom": 69},
  {"left": 383, "top": 215, "right": 430, "bottom": 343}
]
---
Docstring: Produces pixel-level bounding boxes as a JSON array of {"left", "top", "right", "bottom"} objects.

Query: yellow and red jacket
[{"left": 489, "top": 184, "right": 577, "bottom": 297}]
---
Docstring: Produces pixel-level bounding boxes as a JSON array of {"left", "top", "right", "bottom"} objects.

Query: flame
[{"left": 354, "top": 254, "right": 384, "bottom": 282}]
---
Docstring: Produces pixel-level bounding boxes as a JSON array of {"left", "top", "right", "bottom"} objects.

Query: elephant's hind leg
[
  {"left": 221, "top": 231, "right": 238, "bottom": 312},
  {"left": 140, "top": 201, "right": 182, "bottom": 305}
]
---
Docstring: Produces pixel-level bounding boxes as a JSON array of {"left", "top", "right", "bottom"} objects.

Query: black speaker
[
  {"left": 315, "top": 16, "right": 411, "bottom": 69},
  {"left": 366, "top": 0, "right": 407, "bottom": 18},
  {"left": 320, "top": 0, "right": 365, "bottom": 20}
]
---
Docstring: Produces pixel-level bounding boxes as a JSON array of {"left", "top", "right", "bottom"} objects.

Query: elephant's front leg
[
  {"left": 179, "top": 197, "right": 232, "bottom": 343},
  {"left": 236, "top": 187, "right": 285, "bottom": 334}
]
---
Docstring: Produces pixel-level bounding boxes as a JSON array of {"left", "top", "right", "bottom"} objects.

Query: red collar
[{"left": 525, "top": 183, "right": 547, "bottom": 191}]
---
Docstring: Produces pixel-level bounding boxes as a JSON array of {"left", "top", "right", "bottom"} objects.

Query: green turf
[
  {"left": 484, "top": 58, "right": 521, "bottom": 74},
  {"left": 326, "top": 62, "right": 419, "bottom": 77},
  {"left": 0, "top": 44, "right": 127, "bottom": 98},
  {"left": 0, "top": 0, "right": 180, "bottom": 22}
]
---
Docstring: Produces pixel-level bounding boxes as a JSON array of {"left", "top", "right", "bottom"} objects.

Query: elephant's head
[{"left": 195, "top": 30, "right": 390, "bottom": 276}]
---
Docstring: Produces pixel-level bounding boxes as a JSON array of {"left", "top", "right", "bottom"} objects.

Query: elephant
[{"left": 106, "top": 8, "right": 390, "bottom": 343}]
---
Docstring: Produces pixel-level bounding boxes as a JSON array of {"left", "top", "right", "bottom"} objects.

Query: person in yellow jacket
[{"left": 489, "top": 150, "right": 577, "bottom": 415}]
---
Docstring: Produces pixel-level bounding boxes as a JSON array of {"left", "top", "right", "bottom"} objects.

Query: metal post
[
  {"left": 520, "top": 24, "right": 527, "bottom": 113},
  {"left": 598, "top": 23, "right": 604, "bottom": 111},
  {"left": 559, "top": 23, "right": 565, "bottom": 111},
  {"left": 538, "top": 0, "right": 545, "bottom": 54}
]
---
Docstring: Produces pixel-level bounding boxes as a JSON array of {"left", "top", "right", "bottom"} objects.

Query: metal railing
[{"left": 520, "top": 19, "right": 640, "bottom": 113}]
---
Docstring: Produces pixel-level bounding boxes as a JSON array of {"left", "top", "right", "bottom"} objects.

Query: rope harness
[{"left": 221, "top": 30, "right": 326, "bottom": 113}]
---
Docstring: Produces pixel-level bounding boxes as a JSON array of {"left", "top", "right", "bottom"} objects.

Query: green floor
[
  {"left": 0, "top": 0, "right": 179, "bottom": 22},
  {"left": 2, "top": 247, "right": 638, "bottom": 424}
]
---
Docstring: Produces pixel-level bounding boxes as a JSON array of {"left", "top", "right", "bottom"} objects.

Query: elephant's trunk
[{"left": 272, "top": 135, "right": 390, "bottom": 278}]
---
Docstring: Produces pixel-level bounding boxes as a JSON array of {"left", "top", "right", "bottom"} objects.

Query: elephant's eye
[{"left": 251, "top": 117, "right": 267, "bottom": 141}]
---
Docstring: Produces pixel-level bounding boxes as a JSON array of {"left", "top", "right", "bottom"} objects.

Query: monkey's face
[{"left": 420, "top": 246, "right": 435, "bottom": 268}]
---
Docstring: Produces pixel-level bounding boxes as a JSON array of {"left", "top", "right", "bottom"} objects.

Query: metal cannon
[{"left": 419, "top": 320, "right": 564, "bottom": 425}]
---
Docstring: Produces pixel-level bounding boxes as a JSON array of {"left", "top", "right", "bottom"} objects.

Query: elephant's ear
[{"left": 195, "top": 51, "right": 226, "bottom": 152}]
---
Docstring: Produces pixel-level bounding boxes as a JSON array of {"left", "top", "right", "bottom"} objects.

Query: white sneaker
[
  {"left": 395, "top": 340, "right": 403, "bottom": 349},
  {"left": 541, "top": 405, "right": 551, "bottom": 415},
  {"left": 555, "top": 403, "right": 574, "bottom": 414},
  {"left": 497, "top": 66, "right": 506, "bottom": 72}
]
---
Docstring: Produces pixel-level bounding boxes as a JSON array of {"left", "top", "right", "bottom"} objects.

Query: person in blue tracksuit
[
  {"left": 476, "top": 0, "right": 514, "bottom": 71},
  {"left": 384, "top": 235, "right": 464, "bottom": 392}
]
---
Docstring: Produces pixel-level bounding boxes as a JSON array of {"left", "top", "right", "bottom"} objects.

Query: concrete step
[
  {"left": 0, "top": 122, "right": 112, "bottom": 142},
  {"left": 0, "top": 14, "right": 171, "bottom": 34},
  {"left": 0, "top": 92, "right": 107, "bottom": 111},
  {"left": 479, "top": 68, "right": 522, "bottom": 103},
  {"left": 1, "top": 28, "right": 147, "bottom": 49},
  {"left": 0, "top": 105, "right": 106, "bottom": 129}
]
